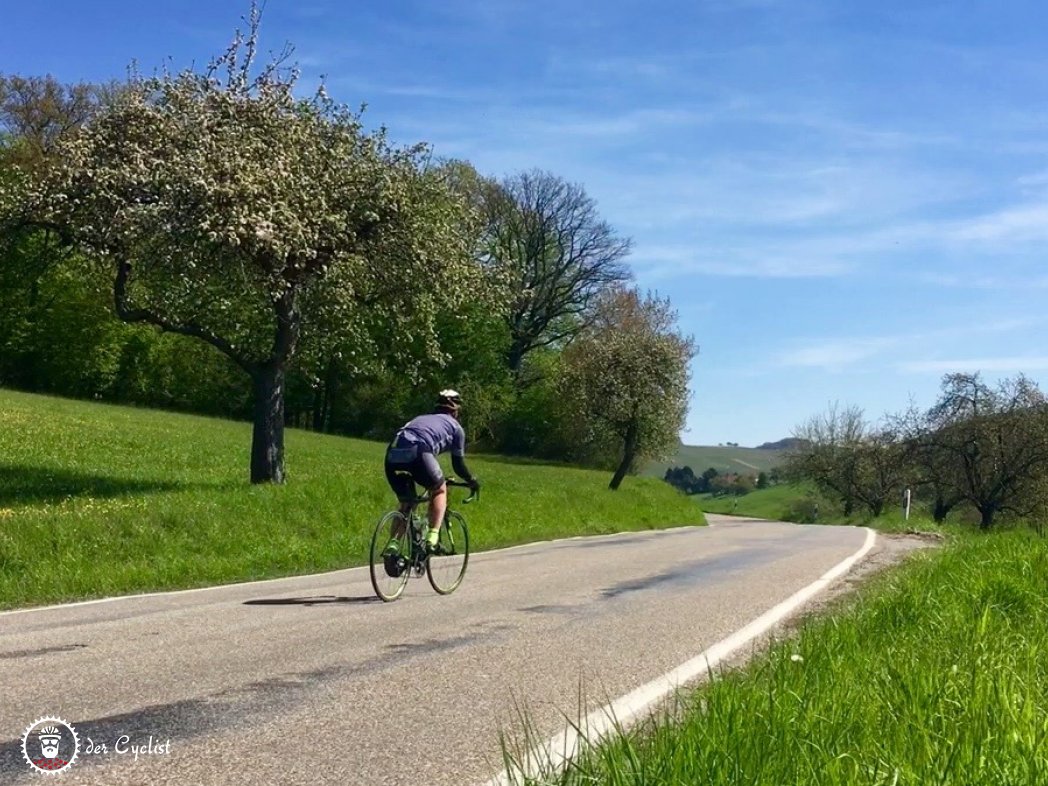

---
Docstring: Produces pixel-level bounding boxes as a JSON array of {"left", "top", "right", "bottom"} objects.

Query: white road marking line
[
  {"left": 481, "top": 526, "right": 878, "bottom": 786},
  {"left": 0, "top": 524, "right": 709, "bottom": 617}
]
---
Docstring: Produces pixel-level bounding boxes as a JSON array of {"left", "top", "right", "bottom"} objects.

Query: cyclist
[{"left": 382, "top": 389, "right": 480, "bottom": 561}]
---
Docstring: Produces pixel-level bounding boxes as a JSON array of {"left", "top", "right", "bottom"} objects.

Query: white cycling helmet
[{"left": 436, "top": 389, "right": 462, "bottom": 412}]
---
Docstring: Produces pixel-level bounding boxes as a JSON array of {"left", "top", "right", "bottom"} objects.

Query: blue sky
[{"left": 4, "top": 0, "right": 1048, "bottom": 446}]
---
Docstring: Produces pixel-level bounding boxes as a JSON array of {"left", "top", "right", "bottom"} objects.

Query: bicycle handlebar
[{"left": 446, "top": 478, "right": 480, "bottom": 504}]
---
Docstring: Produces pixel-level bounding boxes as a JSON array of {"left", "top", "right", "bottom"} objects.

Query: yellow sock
[{"left": 426, "top": 527, "right": 440, "bottom": 546}]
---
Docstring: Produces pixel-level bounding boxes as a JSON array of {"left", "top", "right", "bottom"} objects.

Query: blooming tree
[
  {"left": 558, "top": 287, "right": 695, "bottom": 490},
  {"left": 15, "top": 13, "right": 481, "bottom": 483}
]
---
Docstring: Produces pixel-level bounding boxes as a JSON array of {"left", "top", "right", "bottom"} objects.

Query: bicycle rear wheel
[
  {"left": 370, "top": 510, "right": 411, "bottom": 602},
  {"left": 427, "top": 510, "right": 469, "bottom": 595}
]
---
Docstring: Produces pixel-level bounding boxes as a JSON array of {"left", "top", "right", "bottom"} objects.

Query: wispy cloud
[
  {"left": 326, "top": 76, "right": 502, "bottom": 103},
  {"left": 778, "top": 338, "right": 898, "bottom": 369},
  {"left": 284, "top": 3, "right": 1048, "bottom": 294},
  {"left": 917, "top": 272, "right": 1048, "bottom": 289},
  {"left": 953, "top": 202, "right": 1048, "bottom": 243},
  {"left": 633, "top": 242, "right": 855, "bottom": 279},
  {"left": 776, "top": 319, "right": 1043, "bottom": 372},
  {"left": 900, "top": 357, "right": 1048, "bottom": 373},
  {"left": 529, "top": 108, "right": 710, "bottom": 139},
  {"left": 550, "top": 54, "right": 678, "bottom": 82}
]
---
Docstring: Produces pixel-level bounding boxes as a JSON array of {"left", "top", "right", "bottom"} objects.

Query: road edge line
[
  {"left": 480, "top": 526, "right": 878, "bottom": 786},
  {"left": 0, "top": 524, "right": 710, "bottom": 617}
]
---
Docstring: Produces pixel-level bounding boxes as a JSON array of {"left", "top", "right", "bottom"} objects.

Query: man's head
[
  {"left": 435, "top": 389, "right": 463, "bottom": 418},
  {"left": 38, "top": 727, "right": 61, "bottom": 759}
]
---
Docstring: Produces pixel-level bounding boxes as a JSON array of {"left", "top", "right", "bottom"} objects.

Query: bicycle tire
[
  {"left": 426, "top": 510, "right": 469, "bottom": 595},
  {"left": 369, "top": 510, "right": 411, "bottom": 602}
]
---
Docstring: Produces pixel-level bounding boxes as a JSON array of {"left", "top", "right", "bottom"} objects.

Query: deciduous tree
[
  {"left": 12, "top": 12, "right": 480, "bottom": 483},
  {"left": 557, "top": 288, "right": 694, "bottom": 490},
  {"left": 484, "top": 170, "right": 632, "bottom": 376},
  {"left": 916, "top": 373, "right": 1048, "bottom": 529},
  {"left": 788, "top": 403, "right": 867, "bottom": 515}
]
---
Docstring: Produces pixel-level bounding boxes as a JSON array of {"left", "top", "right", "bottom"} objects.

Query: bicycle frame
[
  {"left": 399, "top": 480, "right": 477, "bottom": 571},
  {"left": 369, "top": 478, "right": 478, "bottom": 600}
]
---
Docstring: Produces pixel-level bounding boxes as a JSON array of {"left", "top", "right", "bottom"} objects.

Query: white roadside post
[{"left": 903, "top": 488, "right": 912, "bottom": 521}]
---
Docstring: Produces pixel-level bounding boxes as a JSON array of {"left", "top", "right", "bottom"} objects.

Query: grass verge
[
  {"left": 504, "top": 527, "right": 1048, "bottom": 785},
  {"left": 0, "top": 388, "right": 703, "bottom": 608},
  {"left": 698, "top": 484, "right": 973, "bottom": 535},
  {"left": 697, "top": 483, "right": 812, "bottom": 520}
]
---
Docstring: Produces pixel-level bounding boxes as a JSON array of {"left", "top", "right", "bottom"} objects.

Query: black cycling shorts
[{"left": 384, "top": 443, "right": 445, "bottom": 501}]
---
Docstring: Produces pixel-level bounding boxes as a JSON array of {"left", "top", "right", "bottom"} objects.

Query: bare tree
[
  {"left": 918, "top": 373, "right": 1048, "bottom": 529},
  {"left": 850, "top": 426, "right": 909, "bottom": 518},
  {"left": 892, "top": 403, "right": 965, "bottom": 522},
  {"left": 484, "top": 170, "right": 632, "bottom": 375},
  {"left": 0, "top": 74, "right": 106, "bottom": 172},
  {"left": 788, "top": 402, "right": 867, "bottom": 515}
]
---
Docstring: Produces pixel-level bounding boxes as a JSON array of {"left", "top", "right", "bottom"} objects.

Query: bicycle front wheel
[
  {"left": 427, "top": 510, "right": 469, "bottom": 595},
  {"left": 370, "top": 510, "right": 411, "bottom": 602}
]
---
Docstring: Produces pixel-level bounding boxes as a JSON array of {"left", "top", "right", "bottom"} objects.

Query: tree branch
[{"left": 114, "top": 259, "right": 256, "bottom": 375}]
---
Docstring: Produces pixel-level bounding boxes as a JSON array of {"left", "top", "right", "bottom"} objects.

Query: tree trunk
[
  {"left": 251, "top": 363, "right": 286, "bottom": 484},
  {"left": 506, "top": 342, "right": 526, "bottom": 375},
  {"left": 323, "top": 357, "right": 340, "bottom": 432},
  {"left": 609, "top": 451, "right": 633, "bottom": 491},
  {"left": 933, "top": 496, "right": 949, "bottom": 523},
  {"left": 979, "top": 505, "right": 995, "bottom": 530},
  {"left": 311, "top": 381, "right": 325, "bottom": 432},
  {"left": 609, "top": 423, "right": 638, "bottom": 491}
]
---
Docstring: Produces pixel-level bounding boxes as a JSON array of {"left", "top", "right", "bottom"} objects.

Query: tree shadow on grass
[
  {"left": 0, "top": 463, "right": 193, "bottom": 506},
  {"left": 471, "top": 453, "right": 575, "bottom": 469}
]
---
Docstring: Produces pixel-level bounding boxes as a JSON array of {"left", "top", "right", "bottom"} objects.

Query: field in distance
[{"left": 643, "top": 442, "right": 787, "bottom": 477}]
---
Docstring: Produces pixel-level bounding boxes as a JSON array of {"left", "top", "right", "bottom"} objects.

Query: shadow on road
[{"left": 243, "top": 595, "right": 380, "bottom": 606}]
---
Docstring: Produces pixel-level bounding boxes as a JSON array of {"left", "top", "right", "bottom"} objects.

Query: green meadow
[{"left": 0, "top": 388, "right": 703, "bottom": 608}]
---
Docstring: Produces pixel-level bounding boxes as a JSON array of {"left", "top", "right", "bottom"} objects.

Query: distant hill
[
  {"left": 755, "top": 437, "right": 808, "bottom": 451},
  {"left": 642, "top": 443, "right": 787, "bottom": 478}
]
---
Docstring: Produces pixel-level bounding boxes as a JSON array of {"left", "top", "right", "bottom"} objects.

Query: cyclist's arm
[
  {"left": 451, "top": 453, "right": 476, "bottom": 484},
  {"left": 450, "top": 423, "right": 478, "bottom": 485}
]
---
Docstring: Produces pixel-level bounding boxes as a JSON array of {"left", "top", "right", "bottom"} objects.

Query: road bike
[{"left": 369, "top": 478, "right": 477, "bottom": 602}]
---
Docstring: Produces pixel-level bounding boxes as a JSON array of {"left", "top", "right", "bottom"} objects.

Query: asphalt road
[{"left": 0, "top": 515, "right": 871, "bottom": 786}]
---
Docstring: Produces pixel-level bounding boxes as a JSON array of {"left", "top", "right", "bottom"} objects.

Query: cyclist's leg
[
  {"left": 428, "top": 483, "right": 447, "bottom": 530},
  {"left": 413, "top": 452, "right": 447, "bottom": 547},
  {"left": 383, "top": 459, "right": 415, "bottom": 553}
]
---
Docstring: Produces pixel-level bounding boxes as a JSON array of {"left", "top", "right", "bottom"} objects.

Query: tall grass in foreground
[
  {"left": 507, "top": 529, "right": 1048, "bottom": 785},
  {"left": 0, "top": 389, "right": 703, "bottom": 607}
]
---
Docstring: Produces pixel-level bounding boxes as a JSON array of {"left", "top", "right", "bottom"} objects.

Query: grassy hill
[
  {"left": 643, "top": 443, "right": 787, "bottom": 478},
  {"left": 0, "top": 388, "right": 703, "bottom": 609}
]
